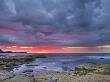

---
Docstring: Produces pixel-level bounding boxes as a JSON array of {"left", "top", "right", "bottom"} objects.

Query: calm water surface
[{"left": 11, "top": 53, "right": 110, "bottom": 74}]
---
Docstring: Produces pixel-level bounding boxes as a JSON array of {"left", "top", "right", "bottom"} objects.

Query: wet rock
[
  {"left": 2, "top": 75, "right": 35, "bottom": 82},
  {"left": 0, "top": 70, "right": 15, "bottom": 81},
  {"left": 23, "top": 69, "right": 33, "bottom": 73}
]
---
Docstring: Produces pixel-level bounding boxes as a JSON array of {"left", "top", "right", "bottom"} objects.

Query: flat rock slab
[
  {"left": 0, "top": 70, "right": 15, "bottom": 81},
  {"left": 1, "top": 75, "right": 34, "bottom": 82}
]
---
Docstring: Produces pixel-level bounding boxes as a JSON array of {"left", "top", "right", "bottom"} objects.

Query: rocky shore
[
  {"left": 0, "top": 55, "right": 110, "bottom": 82},
  {"left": 0, "top": 54, "right": 46, "bottom": 70},
  {"left": 0, "top": 54, "right": 46, "bottom": 82}
]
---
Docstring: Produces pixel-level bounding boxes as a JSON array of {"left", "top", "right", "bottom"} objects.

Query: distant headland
[{"left": 0, "top": 49, "right": 27, "bottom": 53}]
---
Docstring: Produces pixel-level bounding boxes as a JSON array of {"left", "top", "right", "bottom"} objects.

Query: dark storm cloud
[{"left": 0, "top": 0, "right": 110, "bottom": 46}]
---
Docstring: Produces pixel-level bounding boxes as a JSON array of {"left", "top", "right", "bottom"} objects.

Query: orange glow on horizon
[
  {"left": 37, "top": 51, "right": 48, "bottom": 53},
  {"left": 97, "top": 45, "right": 110, "bottom": 48},
  {"left": 0, "top": 45, "right": 110, "bottom": 53}
]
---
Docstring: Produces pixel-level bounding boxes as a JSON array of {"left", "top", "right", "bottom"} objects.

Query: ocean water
[{"left": 11, "top": 53, "right": 110, "bottom": 74}]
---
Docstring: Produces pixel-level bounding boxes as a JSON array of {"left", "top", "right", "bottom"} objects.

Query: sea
[{"left": 1, "top": 53, "right": 110, "bottom": 74}]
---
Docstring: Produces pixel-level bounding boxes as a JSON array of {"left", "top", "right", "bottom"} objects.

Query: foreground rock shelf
[{"left": 0, "top": 61, "right": 110, "bottom": 82}]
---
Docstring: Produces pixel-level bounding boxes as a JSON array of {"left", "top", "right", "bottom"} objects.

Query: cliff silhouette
[{"left": 0, "top": 49, "right": 27, "bottom": 53}]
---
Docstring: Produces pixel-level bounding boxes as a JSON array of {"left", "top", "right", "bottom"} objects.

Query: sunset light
[
  {"left": 0, "top": 45, "right": 110, "bottom": 53},
  {"left": 0, "top": 0, "right": 110, "bottom": 82}
]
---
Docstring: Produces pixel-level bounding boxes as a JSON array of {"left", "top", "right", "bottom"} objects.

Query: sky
[{"left": 0, "top": 0, "right": 110, "bottom": 53}]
